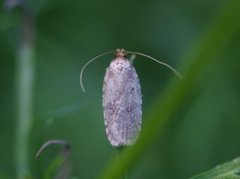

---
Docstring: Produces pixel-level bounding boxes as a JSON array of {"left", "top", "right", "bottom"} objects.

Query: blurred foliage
[
  {"left": 191, "top": 157, "right": 240, "bottom": 179},
  {"left": 0, "top": 0, "right": 240, "bottom": 178}
]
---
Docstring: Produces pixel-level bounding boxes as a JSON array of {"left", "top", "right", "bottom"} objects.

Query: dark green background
[{"left": 1, "top": 0, "right": 240, "bottom": 178}]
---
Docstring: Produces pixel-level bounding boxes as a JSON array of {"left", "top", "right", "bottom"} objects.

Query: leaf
[{"left": 190, "top": 157, "right": 240, "bottom": 179}]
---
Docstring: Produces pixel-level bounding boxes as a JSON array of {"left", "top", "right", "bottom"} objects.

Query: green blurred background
[{"left": 0, "top": 0, "right": 240, "bottom": 178}]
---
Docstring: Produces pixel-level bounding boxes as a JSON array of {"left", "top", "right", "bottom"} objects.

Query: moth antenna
[
  {"left": 35, "top": 140, "right": 70, "bottom": 158},
  {"left": 80, "top": 51, "right": 114, "bottom": 92},
  {"left": 127, "top": 51, "right": 183, "bottom": 79}
]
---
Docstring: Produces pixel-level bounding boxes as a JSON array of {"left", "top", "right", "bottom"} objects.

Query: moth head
[{"left": 115, "top": 49, "right": 127, "bottom": 58}]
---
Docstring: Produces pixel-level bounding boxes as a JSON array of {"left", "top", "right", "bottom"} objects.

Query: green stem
[
  {"left": 116, "top": 147, "right": 128, "bottom": 179},
  {"left": 15, "top": 8, "right": 35, "bottom": 179}
]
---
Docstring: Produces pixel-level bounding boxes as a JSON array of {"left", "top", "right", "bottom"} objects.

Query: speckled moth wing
[
  {"left": 103, "top": 57, "right": 142, "bottom": 147},
  {"left": 80, "top": 48, "right": 182, "bottom": 147}
]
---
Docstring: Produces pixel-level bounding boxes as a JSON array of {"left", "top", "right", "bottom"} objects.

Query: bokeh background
[{"left": 0, "top": 0, "right": 240, "bottom": 178}]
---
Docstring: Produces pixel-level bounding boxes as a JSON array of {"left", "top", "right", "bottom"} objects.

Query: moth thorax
[{"left": 110, "top": 58, "right": 131, "bottom": 71}]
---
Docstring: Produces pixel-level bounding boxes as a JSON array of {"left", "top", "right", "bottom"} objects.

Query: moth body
[
  {"left": 103, "top": 49, "right": 142, "bottom": 147},
  {"left": 80, "top": 48, "right": 182, "bottom": 147}
]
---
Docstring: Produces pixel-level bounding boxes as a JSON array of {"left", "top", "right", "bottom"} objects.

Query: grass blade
[{"left": 190, "top": 157, "right": 240, "bottom": 179}]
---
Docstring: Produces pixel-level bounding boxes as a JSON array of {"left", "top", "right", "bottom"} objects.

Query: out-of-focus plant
[{"left": 5, "top": 0, "right": 36, "bottom": 178}]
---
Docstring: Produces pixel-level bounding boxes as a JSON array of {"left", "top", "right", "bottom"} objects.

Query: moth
[{"left": 80, "top": 49, "right": 182, "bottom": 147}]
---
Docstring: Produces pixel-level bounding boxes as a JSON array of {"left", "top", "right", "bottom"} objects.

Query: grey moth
[
  {"left": 80, "top": 48, "right": 182, "bottom": 147},
  {"left": 103, "top": 49, "right": 142, "bottom": 147}
]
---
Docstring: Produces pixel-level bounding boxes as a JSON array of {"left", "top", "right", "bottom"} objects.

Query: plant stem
[
  {"left": 15, "top": 7, "right": 35, "bottom": 179},
  {"left": 116, "top": 147, "right": 128, "bottom": 179}
]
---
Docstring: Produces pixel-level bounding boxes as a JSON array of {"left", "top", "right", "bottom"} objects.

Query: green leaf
[
  {"left": 191, "top": 157, "right": 240, "bottom": 179},
  {"left": 43, "top": 155, "right": 66, "bottom": 179}
]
